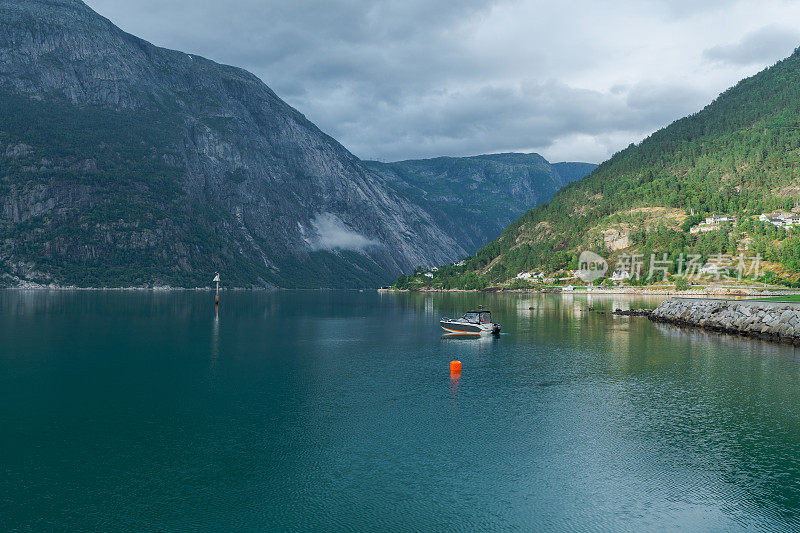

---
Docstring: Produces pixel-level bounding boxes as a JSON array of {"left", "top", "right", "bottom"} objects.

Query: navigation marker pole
[{"left": 213, "top": 272, "right": 221, "bottom": 309}]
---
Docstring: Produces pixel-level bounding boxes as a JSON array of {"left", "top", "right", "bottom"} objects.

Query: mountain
[
  {"left": 0, "top": 0, "right": 477, "bottom": 288},
  {"left": 550, "top": 162, "right": 599, "bottom": 184},
  {"left": 405, "top": 48, "right": 800, "bottom": 290},
  {"left": 365, "top": 154, "right": 595, "bottom": 254}
]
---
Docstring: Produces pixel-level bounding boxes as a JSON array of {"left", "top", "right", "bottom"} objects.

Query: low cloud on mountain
[{"left": 306, "top": 213, "right": 380, "bottom": 252}]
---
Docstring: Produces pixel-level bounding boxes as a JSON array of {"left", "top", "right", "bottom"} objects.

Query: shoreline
[
  {"left": 380, "top": 287, "right": 800, "bottom": 297},
  {"left": 5, "top": 285, "right": 798, "bottom": 297},
  {"left": 649, "top": 298, "right": 800, "bottom": 345},
  {"left": 0, "top": 286, "right": 376, "bottom": 292},
  {"left": 1, "top": 285, "right": 246, "bottom": 291}
]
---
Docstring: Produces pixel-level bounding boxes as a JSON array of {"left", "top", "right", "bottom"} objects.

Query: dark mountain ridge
[
  {"left": 1, "top": 0, "right": 469, "bottom": 287},
  {"left": 365, "top": 153, "right": 594, "bottom": 254}
]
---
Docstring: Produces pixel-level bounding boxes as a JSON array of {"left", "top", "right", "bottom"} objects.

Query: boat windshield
[{"left": 462, "top": 311, "right": 490, "bottom": 323}]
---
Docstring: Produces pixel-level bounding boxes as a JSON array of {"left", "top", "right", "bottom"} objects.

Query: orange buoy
[{"left": 450, "top": 360, "right": 461, "bottom": 377}]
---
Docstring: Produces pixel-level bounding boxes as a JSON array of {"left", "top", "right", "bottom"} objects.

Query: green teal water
[{"left": 3, "top": 290, "right": 800, "bottom": 531}]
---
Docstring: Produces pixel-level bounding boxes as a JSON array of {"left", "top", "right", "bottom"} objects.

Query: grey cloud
[
  {"left": 625, "top": 83, "right": 708, "bottom": 121},
  {"left": 329, "top": 80, "right": 709, "bottom": 161},
  {"left": 703, "top": 25, "right": 800, "bottom": 66},
  {"left": 84, "top": 0, "right": 800, "bottom": 163},
  {"left": 645, "top": 0, "right": 741, "bottom": 17}
]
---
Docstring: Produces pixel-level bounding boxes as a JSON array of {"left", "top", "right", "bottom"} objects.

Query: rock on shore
[{"left": 649, "top": 298, "right": 800, "bottom": 345}]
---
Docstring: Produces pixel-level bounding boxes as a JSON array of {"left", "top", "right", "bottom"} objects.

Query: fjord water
[{"left": 3, "top": 291, "right": 800, "bottom": 531}]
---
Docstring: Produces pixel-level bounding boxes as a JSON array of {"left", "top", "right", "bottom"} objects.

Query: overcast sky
[{"left": 84, "top": 0, "right": 800, "bottom": 164}]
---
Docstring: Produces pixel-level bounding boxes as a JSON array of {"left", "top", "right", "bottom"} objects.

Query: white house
[
  {"left": 769, "top": 218, "right": 786, "bottom": 227},
  {"left": 424, "top": 272, "right": 434, "bottom": 278},
  {"left": 611, "top": 270, "right": 632, "bottom": 281},
  {"left": 698, "top": 263, "right": 720, "bottom": 275},
  {"left": 784, "top": 214, "right": 800, "bottom": 226},
  {"left": 516, "top": 271, "right": 532, "bottom": 280},
  {"left": 690, "top": 215, "right": 738, "bottom": 234},
  {"left": 760, "top": 212, "right": 792, "bottom": 226},
  {"left": 690, "top": 224, "right": 718, "bottom": 234}
]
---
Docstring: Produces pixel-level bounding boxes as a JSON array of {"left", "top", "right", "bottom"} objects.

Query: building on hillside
[
  {"left": 690, "top": 215, "right": 738, "bottom": 234},
  {"left": 784, "top": 214, "right": 800, "bottom": 226},
  {"left": 759, "top": 212, "right": 795, "bottom": 226},
  {"left": 690, "top": 224, "right": 719, "bottom": 234},
  {"left": 424, "top": 272, "right": 434, "bottom": 278},
  {"left": 698, "top": 263, "right": 720, "bottom": 275},
  {"left": 611, "top": 270, "right": 632, "bottom": 281},
  {"left": 765, "top": 216, "right": 786, "bottom": 227},
  {"left": 563, "top": 285, "right": 574, "bottom": 292},
  {"left": 516, "top": 271, "right": 532, "bottom": 280}
]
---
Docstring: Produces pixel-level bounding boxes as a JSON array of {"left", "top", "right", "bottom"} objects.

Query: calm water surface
[{"left": 3, "top": 290, "right": 800, "bottom": 531}]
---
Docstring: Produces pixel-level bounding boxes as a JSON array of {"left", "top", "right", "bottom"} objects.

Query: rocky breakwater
[{"left": 649, "top": 298, "right": 800, "bottom": 345}]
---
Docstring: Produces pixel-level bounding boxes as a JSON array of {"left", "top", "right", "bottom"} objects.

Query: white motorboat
[{"left": 440, "top": 309, "right": 501, "bottom": 335}]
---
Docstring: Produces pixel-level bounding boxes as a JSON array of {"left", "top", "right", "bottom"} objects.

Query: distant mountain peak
[{"left": 366, "top": 154, "right": 595, "bottom": 254}]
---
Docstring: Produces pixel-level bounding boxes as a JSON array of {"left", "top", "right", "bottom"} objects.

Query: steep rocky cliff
[{"left": 0, "top": 0, "right": 470, "bottom": 287}]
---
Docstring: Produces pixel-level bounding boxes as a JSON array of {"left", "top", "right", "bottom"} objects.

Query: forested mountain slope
[{"left": 405, "top": 47, "right": 800, "bottom": 289}]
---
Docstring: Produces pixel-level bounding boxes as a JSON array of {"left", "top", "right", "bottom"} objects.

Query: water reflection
[
  {"left": 441, "top": 333, "right": 492, "bottom": 341},
  {"left": 516, "top": 299, "right": 537, "bottom": 317},
  {"left": 211, "top": 311, "right": 220, "bottom": 360},
  {"left": 5, "top": 290, "right": 800, "bottom": 531},
  {"left": 449, "top": 373, "right": 461, "bottom": 402},
  {"left": 424, "top": 296, "right": 434, "bottom": 317}
]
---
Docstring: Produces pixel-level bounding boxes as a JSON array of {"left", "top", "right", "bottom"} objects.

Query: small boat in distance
[{"left": 440, "top": 309, "right": 501, "bottom": 335}]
